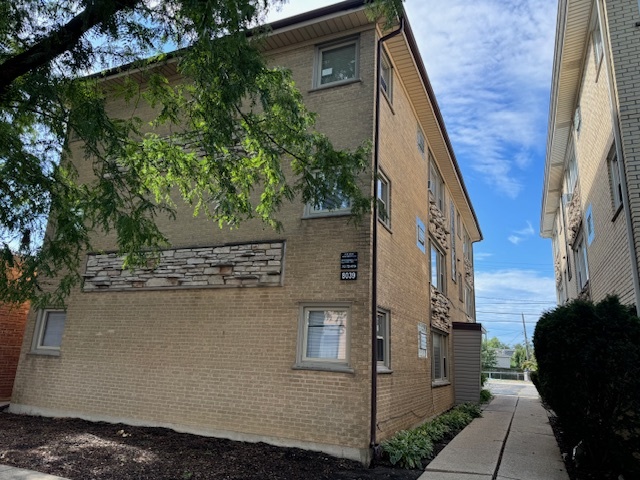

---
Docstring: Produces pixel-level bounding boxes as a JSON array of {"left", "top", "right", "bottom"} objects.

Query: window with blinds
[{"left": 298, "top": 306, "right": 350, "bottom": 370}]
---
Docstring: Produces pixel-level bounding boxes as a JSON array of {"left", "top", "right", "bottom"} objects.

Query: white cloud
[
  {"left": 474, "top": 269, "right": 556, "bottom": 345},
  {"left": 404, "top": 0, "right": 557, "bottom": 198},
  {"left": 474, "top": 252, "right": 494, "bottom": 261},
  {"left": 508, "top": 221, "right": 535, "bottom": 244},
  {"left": 507, "top": 235, "right": 522, "bottom": 245}
]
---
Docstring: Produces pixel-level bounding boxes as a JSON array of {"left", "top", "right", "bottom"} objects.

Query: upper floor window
[
  {"left": 431, "top": 241, "right": 446, "bottom": 293},
  {"left": 416, "top": 125, "right": 426, "bottom": 158},
  {"left": 450, "top": 201, "right": 457, "bottom": 278},
  {"left": 463, "top": 229, "right": 472, "bottom": 261},
  {"left": 608, "top": 146, "right": 623, "bottom": 211},
  {"left": 315, "top": 38, "right": 359, "bottom": 88},
  {"left": 464, "top": 284, "right": 474, "bottom": 318},
  {"left": 32, "top": 309, "right": 66, "bottom": 355},
  {"left": 380, "top": 51, "right": 393, "bottom": 102},
  {"left": 377, "top": 172, "right": 390, "bottom": 227},
  {"left": 592, "top": 13, "right": 604, "bottom": 69},
  {"left": 304, "top": 173, "right": 351, "bottom": 217},
  {"left": 428, "top": 154, "right": 445, "bottom": 211},
  {"left": 574, "top": 232, "right": 589, "bottom": 292},
  {"left": 565, "top": 147, "right": 578, "bottom": 195}
]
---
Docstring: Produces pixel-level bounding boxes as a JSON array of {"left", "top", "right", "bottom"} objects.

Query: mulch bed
[
  {"left": 0, "top": 410, "right": 423, "bottom": 480},
  {"left": 547, "top": 413, "right": 627, "bottom": 480}
]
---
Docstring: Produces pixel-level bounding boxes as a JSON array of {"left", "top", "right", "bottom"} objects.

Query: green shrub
[
  {"left": 455, "top": 402, "right": 482, "bottom": 419},
  {"left": 533, "top": 296, "right": 640, "bottom": 476},
  {"left": 381, "top": 429, "right": 433, "bottom": 469},
  {"left": 381, "top": 403, "right": 481, "bottom": 468},
  {"left": 479, "top": 388, "right": 492, "bottom": 403}
]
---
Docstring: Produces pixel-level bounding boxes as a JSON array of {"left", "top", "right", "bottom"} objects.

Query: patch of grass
[{"left": 381, "top": 403, "right": 481, "bottom": 469}]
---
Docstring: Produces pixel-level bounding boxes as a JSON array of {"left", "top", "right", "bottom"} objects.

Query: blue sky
[{"left": 269, "top": 0, "right": 559, "bottom": 347}]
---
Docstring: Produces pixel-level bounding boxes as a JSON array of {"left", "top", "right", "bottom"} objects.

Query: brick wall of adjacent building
[
  {"left": 0, "top": 302, "right": 29, "bottom": 399},
  {"left": 605, "top": 0, "right": 640, "bottom": 306},
  {"left": 568, "top": 5, "right": 634, "bottom": 304}
]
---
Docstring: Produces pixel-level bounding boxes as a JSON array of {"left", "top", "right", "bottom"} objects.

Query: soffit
[{"left": 541, "top": 0, "right": 591, "bottom": 237}]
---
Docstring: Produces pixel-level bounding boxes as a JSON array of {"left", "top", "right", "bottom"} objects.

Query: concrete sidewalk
[
  {"left": 0, "top": 465, "right": 67, "bottom": 480},
  {"left": 419, "top": 394, "right": 568, "bottom": 480}
]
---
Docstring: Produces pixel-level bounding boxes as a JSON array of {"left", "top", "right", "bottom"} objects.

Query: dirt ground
[{"left": 0, "top": 411, "right": 422, "bottom": 480}]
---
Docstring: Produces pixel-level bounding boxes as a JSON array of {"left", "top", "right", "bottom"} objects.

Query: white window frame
[
  {"left": 591, "top": 9, "right": 604, "bottom": 71},
  {"left": 416, "top": 124, "right": 426, "bottom": 159},
  {"left": 431, "top": 241, "right": 446, "bottom": 293},
  {"left": 608, "top": 146, "right": 623, "bottom": 211},
  {"left": 416, "top": 218, "right": 426, "bottom": 253},
  {"left": 450, "top": 201, "right": 457, "bottom": 279},
  {"left": 31, "top": 309, "right": 66, "bottom": 355},
  {"left": 377, "top": 171, "right": 391, "bottom": 227},
  {"left": 314, "top": 37, "right": 359, "bottom": 89},
  {"left": 428, "top": 154, "right": 445, "bottom": 211},
  {"left": 380, "top": 50, "right": 393, "bottom": 102},
  {"left": 432, "top": 330, "right": 449, "bottom": 384},
  {"left": 296, "top": 304, "right": 351, "bottom": 371},
  {"left": 377, "top": 309, "right": 391, "bottom": 371},
  {"left": 574, "top": 232, "right": 590, "bottom": 292},
  {"left": 565, "top": 145, "right": 578, "bottom": 195},
  {"left": 418, "top": 323, "right": 428, "bottom": 358},
  {"left": 464, "top": 284, "right": 474, "bottom": 318},
  {"left": 303, "top": 173, "right": 352, "bottom": 218}
]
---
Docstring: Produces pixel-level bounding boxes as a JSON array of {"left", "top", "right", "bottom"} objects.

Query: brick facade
[
  {"left": 11, "top": 2, "right": 481, "bottom": 463},
  {"left": 0, "top": 302, "right": 29, "bottom": 399},
  {"left": 542, "top": 0, "right": 639, "bottom": 306}
]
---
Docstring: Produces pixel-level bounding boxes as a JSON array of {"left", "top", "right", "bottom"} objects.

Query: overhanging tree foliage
[{"left": 0, "top": 0, "right": 403, "bottom": 307}]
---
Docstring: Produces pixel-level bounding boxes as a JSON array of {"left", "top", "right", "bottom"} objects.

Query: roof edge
[{"left": 402, "top": 17, "right": 483, "bottom": 242}]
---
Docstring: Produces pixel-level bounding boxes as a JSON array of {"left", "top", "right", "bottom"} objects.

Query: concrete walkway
[
  {"left": 419, "top": 393, "right": 568, "bottom": 480},
  {"left": 0, "top": 465, "right": 67, "bottom": 480}
]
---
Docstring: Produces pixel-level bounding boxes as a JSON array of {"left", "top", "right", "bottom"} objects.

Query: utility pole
[{"left": 521, "top": 313, "right": 530, "bottom": 360}]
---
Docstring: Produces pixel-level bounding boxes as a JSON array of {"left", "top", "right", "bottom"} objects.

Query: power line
[
  {"left": 476, "top": 310, "right": 543, "bottom": 316},
  {"left": 476, "top": 296, "right": 556, "bottom": 304}
]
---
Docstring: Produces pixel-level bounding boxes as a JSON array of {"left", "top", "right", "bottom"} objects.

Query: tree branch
[{"left": 0, "top": 0, "right": 140, "bottom": 99}]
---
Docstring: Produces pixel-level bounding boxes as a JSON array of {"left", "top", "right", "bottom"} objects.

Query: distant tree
[
  {"left": 510, "top": 344, "right": 527, "bottom": 369},
  {"left": 485, "top": 337, "right": 510, "bottom": 350},
  {"left": 0, "top": 0, "right": 404, "bottom": 307},
  {"left": 481, "top": 338, "right": 498, "bottom": 371}
]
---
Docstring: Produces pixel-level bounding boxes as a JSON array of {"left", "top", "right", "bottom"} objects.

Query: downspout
[
  {"left": 371, "top": 15, "right": 404, "bottom": 454},
  {"left": 599, "top": 0, "right": 640, "bottom": 310}
]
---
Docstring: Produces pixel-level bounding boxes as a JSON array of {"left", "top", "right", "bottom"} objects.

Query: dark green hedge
[{"left": 533, "top": 296, "right": 640, "bottom": 475}]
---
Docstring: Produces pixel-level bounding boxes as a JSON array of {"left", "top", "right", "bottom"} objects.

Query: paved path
[
  {"left": 419, "top": 384, "right": 568, "bottom": 480},
  {"left": 0, "top": 465, "right": 67, "bottom": 480},
  {"left": 486, "top": 379, "right": 539, "bottom": 398}
]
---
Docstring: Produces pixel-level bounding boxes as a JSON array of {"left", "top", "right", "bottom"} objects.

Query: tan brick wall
[
  {"left": 0, "top": 302, "right": 29, "bottom": 399},
  {"left": 550, "top": 0, "right": 636, "bottom": 305},
  {"left": 12, "top": 22, "right": 476, "bottom": 457},
  {"left": 605, "top": 0, "right": 640, "bottom": 305},
  {"left": 374, "top": 44, "right": 465, "bottom": 441},
  {"left": 13, "top": 28, "right": 377, "bottom": 456},
  {"left": 569, "top": 11, "right": 634, "bottom": 304}
]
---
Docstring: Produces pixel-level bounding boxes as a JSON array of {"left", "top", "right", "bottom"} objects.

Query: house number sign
[{"left": 340, "top": 252, "right": 358, "bottom": 281}]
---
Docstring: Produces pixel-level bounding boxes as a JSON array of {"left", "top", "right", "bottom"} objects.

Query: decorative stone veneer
[
  {"left": 463, "top": 257, "right": 473, "bottom": 287},
  {"left": 555, "top": 258, "right": 562, "bottom": 288},
  {"left": 83, "top": 242, "right": 284, "bottom": 291},
  {"left": 566, "top": 186, "right": 582, "bottom": 247},
  {"left": 430, "top": 285, "right": 451, "bottom": 332},
  {"left": 428, "top": 193, "right": 449, "bottom": 250}
]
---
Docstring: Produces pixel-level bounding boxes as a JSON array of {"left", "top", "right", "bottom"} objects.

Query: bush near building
[{"left": 533, "top": 296, "right": 640, "bottom": 477}]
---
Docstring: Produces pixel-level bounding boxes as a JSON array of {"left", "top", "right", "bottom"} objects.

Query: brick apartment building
[
  {"left": 10, "top": 0, "right": 483, "bottom": 463},
  {"left": 541, "top": 0, "right": 640, "bottom": 308}
]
